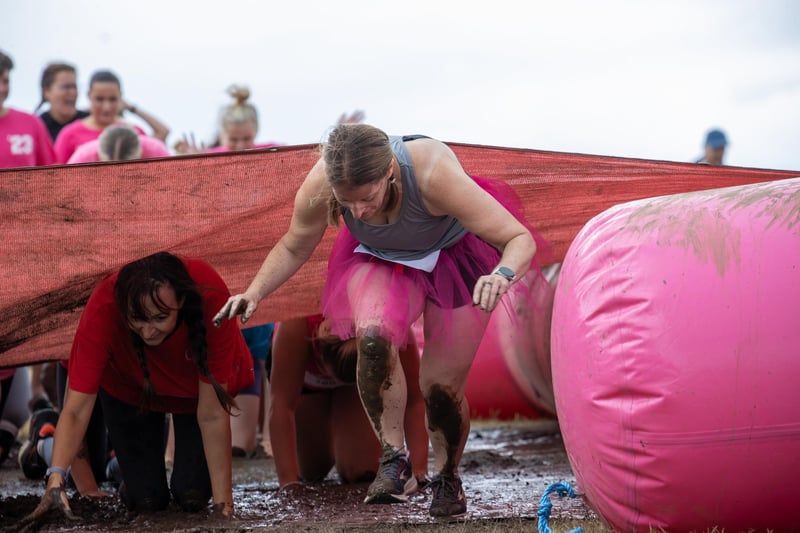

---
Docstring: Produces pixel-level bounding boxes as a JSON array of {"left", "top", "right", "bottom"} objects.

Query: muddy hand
[
  {"left": 17, "top": 486, "right": 79, "bottom": 530},
  {"left": 213, "top": 295, "right": 253, "bottom": 327}
]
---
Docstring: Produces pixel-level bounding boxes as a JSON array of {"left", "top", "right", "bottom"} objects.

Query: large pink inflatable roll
[{"left": 551, "top": 177, "right": 800, "bottom": 531}]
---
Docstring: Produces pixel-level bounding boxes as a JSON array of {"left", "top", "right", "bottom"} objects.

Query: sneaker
[
  {"left": 18, "top": 408, "right": 59, "bottom": 480},
  {"left": 18, "top": 440, "right": 46, "bottom": 479},
  {"left": 30, "top": 408, "right": 59, "bottom": 439},
  {"left": 363, "top": 447, "right": 417, "bottom": 504},
  {"left": 429, "top": 473, "right": 467, "bottom": 517}
]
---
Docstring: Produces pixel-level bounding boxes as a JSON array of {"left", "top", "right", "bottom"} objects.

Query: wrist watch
[{"left": 491, "top": 266, "right": 516, "bottom": 282}]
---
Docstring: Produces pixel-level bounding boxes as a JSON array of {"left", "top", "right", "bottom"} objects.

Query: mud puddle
[{"left": 0, "top": 419, "right": 602, "bottom": 531}]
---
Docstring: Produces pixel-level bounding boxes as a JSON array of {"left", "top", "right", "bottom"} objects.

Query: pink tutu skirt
[{"left": 320, "top": 175, "right": 550, "bottom": 348}]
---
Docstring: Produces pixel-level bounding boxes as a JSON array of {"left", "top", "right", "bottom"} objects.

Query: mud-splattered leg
[
  {"left": 357, "top": 326, "right": 406, "bottom": 452},
  {"left": 358, "top": 326, "right": 417, "bottom": 503},
  {"left": 420, "top": 303, "right": 490, "bottom": 516},
  {"left": 343, "top": 262, "right": 425, "bottom": 503},
  {"left": 425, "top": 383, "right": 469, "bottom": 475}
]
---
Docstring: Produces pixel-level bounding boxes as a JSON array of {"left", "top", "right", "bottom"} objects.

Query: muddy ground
[{"left": 0, "top": 419, "right": 606, "bottom": 532}]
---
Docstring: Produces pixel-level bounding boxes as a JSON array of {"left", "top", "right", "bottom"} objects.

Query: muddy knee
[
  {"left": 358, "top": 328, "right": 390, "bottom": 364},
  {"left": 357, "top": 330, "right": 392, "bottom": 435},
  {"left": 119, "top": 480, "right": 170, "bottom": 512}
]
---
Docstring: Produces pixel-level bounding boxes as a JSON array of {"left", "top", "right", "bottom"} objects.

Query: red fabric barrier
[{"left": 1, "top": 143, "right": 796, "bottom": 367}]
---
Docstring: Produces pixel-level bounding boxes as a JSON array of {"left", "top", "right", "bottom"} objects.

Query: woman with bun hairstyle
[{"left": 174, "top": 85, "right": 281, "bottom": 155}]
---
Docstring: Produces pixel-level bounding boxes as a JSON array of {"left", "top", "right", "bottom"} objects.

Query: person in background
[
  {"left": 0, "top": 369, "right": 16, "bottom": 475},
  {"left": 19, "top": 129, "right": 171, "bottom": 494},
  {"left": 230, "top": 324, "right": 273, "bottom": 458},
  {"left": 173, "top": 85, "right": 280, "bottom": 155},
  {"left": 170, "top": 85, "right": 280, "bottom": 458},
  {"left": 53, "top": 69, "right": 169, "bottom": 163},
  {"left": 67, "top": 124, "right": 171, "bottom": 163},
  {"left": 207, "top": 85, "right": 280, "bottom": 153},
  {"left": 22, "top": 252, "right": 253, "bottom": 528},
  {"left": 172, "top": 85, "right": 364, "bottom": 457},
  {"left": 695, "top": 128, "right": 728, "bottom": 165},
  {"left": 0, "top": 368, "right": 28, "bottom": 468},
  {"left": 215, "top": 124, "right": 544, "bottom": 517},
  {"left": 270, "top": 315, "right": 428, "bottom": 490},
  {"left": 18, "top": 64, "right": 82, "bottom": 419},
  {"left": 35, "top": 62, "right": 90, "bottom": 141},
  {"left": 173, "top": 84, "right": 364, "bottom": 155},
  {"left": 0, "top": 50, "right": 55, "bottom": 168}
]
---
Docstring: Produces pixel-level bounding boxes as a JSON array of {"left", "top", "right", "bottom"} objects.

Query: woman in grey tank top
[{"left": 216, "top": 124, "right": 545, "bottom": 517}]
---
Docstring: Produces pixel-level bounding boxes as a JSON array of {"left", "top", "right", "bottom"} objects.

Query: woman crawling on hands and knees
[{"left": 24, "top": 252, "right": 253, "bottom": 526}]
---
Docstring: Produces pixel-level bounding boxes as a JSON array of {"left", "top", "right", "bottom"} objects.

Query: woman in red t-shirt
[{"left": 27, "top": 252, "right": 252, "bottom": 522}]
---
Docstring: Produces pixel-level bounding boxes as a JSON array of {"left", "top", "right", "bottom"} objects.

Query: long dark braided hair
[{"left": 114, "top": 252, "right": 238, "bottom": 414}]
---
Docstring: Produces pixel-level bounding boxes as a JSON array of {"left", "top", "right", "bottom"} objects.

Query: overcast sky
[{"left": 5, "top": 0, "right": 800, "bottom": 171}]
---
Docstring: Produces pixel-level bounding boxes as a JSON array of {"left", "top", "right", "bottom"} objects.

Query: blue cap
[{"left": 705, "top": 129, "right": 728, "bottom": 149}]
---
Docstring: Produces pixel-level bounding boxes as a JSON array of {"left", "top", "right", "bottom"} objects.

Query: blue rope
[{"left": 537, "top": 482, "right": 583, "bottom": 533}]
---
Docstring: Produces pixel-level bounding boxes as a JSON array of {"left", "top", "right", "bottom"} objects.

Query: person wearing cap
[{"left": 696, "top": 128, "right": 728, "bottom": 165}]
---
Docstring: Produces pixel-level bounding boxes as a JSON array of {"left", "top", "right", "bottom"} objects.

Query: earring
[{"left": 388, "top": 175, "right": 396, "bottom": 184}]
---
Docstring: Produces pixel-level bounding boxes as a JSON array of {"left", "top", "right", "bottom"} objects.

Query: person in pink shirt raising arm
[
  {"left": 0, "top": 50, "right": 55, "bottom": 168},
  {"left": 53, "top": 69, "right": 170, "bottom": 163}
]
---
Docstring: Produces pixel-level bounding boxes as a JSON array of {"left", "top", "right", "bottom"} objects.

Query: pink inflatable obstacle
[{"left": 551, "top": 178, "right": 800, "bottom": 531}]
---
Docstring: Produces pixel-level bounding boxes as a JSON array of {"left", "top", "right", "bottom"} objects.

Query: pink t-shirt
[
  {"left": 67, "top": 135, "right": 172, "bottom": 163},
  {"left": 205, "top": 142, "right": 282, "bottom": 153},
  {"left": 0, "top": 109, "right": 56, "bottom": 168},
  {"left": 54, "top": 120, "right": 146, "bottom": 163}
]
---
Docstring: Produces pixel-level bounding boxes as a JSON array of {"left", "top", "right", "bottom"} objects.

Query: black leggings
[{"left": 98, "top": 390, "right": 211, "bottom": 512}]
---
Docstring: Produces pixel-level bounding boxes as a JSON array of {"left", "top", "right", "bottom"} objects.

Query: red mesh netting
[{"left": 1, "top": 143, "right": 796, "bottom": 367}]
